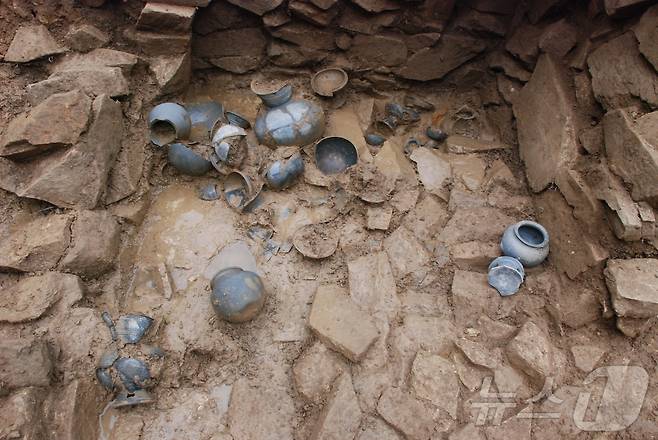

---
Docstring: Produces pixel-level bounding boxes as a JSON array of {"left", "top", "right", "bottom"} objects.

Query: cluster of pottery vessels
[{"left": 488, "top": 220, "right": 550, "bottom": 296}]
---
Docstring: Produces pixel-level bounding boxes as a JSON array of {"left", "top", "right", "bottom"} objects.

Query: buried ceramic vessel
[
  {"left": 212, "top": 124, "right": 247, "bottom": 169},
  {"left": 210, "top": 267, "right": 266, "bottom": 323},
  {"left": 223, "top": 170, "right": 261, "bottom": 211},
  {"left": 311, "top": 67, "right": 348, "bottom": 97},
  {"left": 266, "top": 152, "right": 304, "bottom": 190},
  {"left": 148, "top": 103, "right": 192, "bottom": 146},
  {"left": 488, "top": 256, "right": 525, "bottom": 296},
  {"left": 500, "top": 220, "right": 550, "bottom": 267},
  {"left": 252, "top": 79, "right": 325, "bottom": 148},
  {"left": 314, "top": 136, "right": 358, "bottom": 175},
  {"left": 167, "top": 142, "right": 213, "bottom": 176}
]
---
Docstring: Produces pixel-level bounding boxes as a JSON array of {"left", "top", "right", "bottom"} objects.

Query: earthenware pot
[
  {"left": 148, "top": 103, "right": 191, "bottom": 146},
  {"left": 500, "top": 220, "right": 550, "bottom": 267},
  {"left": 266, "top": 152, "right": 304, "bottom": 190},
  {"left": 210, "top": 267, "right": 266, "bottom": 323}
]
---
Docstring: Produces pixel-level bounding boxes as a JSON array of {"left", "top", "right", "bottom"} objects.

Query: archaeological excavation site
[{"left": 2, "top": 0, "right": 658, "bottom": 438}]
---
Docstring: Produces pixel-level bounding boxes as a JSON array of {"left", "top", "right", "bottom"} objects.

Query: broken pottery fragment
[
  {"left": 488, "top": 256, "right": 525, "bottom": 296},
  {"left": 115, "top": 314, "right": 154, "bottom": 344},
  {"left": 167, "top": 142, "right": 212, "bottom": 176},
  {"left": 293, "top": 223, "right": 339, "bottom": 259},
  {"left": 148, "top": 102, "right": 192, "bottom": 146},
  {"left": 266, "top": 152, "right": 304, "bottom": 189},
  {"left": 315, "top": 136, "right": 358, "bottom": 175}
]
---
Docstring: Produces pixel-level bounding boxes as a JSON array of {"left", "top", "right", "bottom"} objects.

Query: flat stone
[
  {"left": 267, "top": 40, "right": 327, "bottom": 68},
  {"left": 348, "top": 251, "right": 399, "bottom": 314},
  {"left": 150, "top": 52, "right": 191, "bottom": 95},
  {"left": 477, "top": 315, "right": 517, "bottom": 341},
  {"left": 446, "top": 135, "right": 510, "bottom": 154},
  {"left": 634, "top": 4, "right": 658, "bottom": 71},
  {"left": 193, "top": 27, "right": 267, "bottom": 58},
  {"left": 393, "top": 315, "right": 456, "bottom": 361},
  {"left": 505, "top": 24, "right": 542, "bottom": 66},
  {"left": 351, "top": 0, "right": 399, "bottom": 12},
  {"left": 125, "top": 29, "right": 190, "bottom": 56},
  {"left": 0, "top": 388, "right": 45, "bottom": 439},
  {"left": 402, "top": 195, "right": 449, "bottom": 250},
  {"left": 357, "top": 416, "right": 402, "bottom": 440},
  {"left": 605, "top": 0, "right": 654, "bottom": 15},
  {"left": 377, "top": 387, "right": 435, "bottom": 440},
  {"left": 293, "top": 341, "right": 346, "bottom": 403},
  {"left": 105, "top": 141, "right": 145, "bottom": 205},
  {"left": 262, "top": 8, "right": 292, "bottom": 28},
  {"left": 489, "top": 51, "right": 532, "bottom": 82},
  {"left": 373, "top": 137, "right": 417, "bottom": 183},
  {"left": 383, "top": 226, "right": 430, "bottom": 278},
  {"left": 47, "top": 379, "right": 106, "bottom": 440},
  {"left": 603, "top": 109, "right": 658, "bottom": 204},
  {"left": 449, "top": 155, "right": 486, "bottom": 192},
  {"left": 4, "top": 24, "right": 66, "bottom": 63},
  {"left": 571, "top": 345, "right": 605, "bottom": 372},
  {"left": 579, "top": 126, "right": 603, "bottom": 154},
  {"left": 338, "top": 6, "right": 396, "bottom": 35},
  {"left": 588, "top": 32, "right": 658, "bottom": 110},
  {"left": 309, "top": 285, "right": 379, "bottom": 362},
  {"left": 270, "top": 22, "right": 336, "bottom": 50},
  {"left": 227, "top": 0, "right": 284, "bottom": 15},
  {"left": 451, "top": 270, "right": 502, "bottom": 327},
  {"left": 548, "top": 283, "right": 602, "bottom": 329},
  {"left": 0, "top": 89, "right": 91, "bottom": 159},
  {"left": 398, "top": 34, "right": 487, "bottom": 81},
  {"left": 209, "top": 55, "right": 262, "bottom": 73},
  {"left": 348, "top": 34, "right": 407, "bottom": 68},
  {"left": 65, "top": 24, "right": 109, "bottom": 53},
  {"left": 0, "top": 94, "right": 123, "bottom": 209},
  {"left": 513, "top": 54, "right": 579, "bottom": 192},
  {"left": 450, "top": 241, "right": 500, "bottom": 270},
  {"left": 366, "top": 205, "right": 393, "bottom": 231},
  {"left": 506, "top": 321, "right": 556, "bottom": 386},
  {"left": 455, "top": 8, "right": 508, "bottom": 36},
  {"left": 449, "top": 424, "right": 486, "bottom": 440},
  {"left": 593, "top": 167, "right": 643, "bottom": 241},
  {"left": 0, "top": 337, "right": 52, "bottom": 389},
  {"left": 605, "top": 258, "right": 658, "bottom": 319},
  {"left": 289, "top": 1, "right": 338, "bottom": 26},
  {"left": 410, "top": 351, "right": 460, "bottom": 419},
  {"left": 483, "top": 159, "right": 521, "bottom": 190},
  {"left": 312, "top": 0, "right": 338, "bottom": 8},
  {"left": 0, "top": 214, "right": 72, "bottom": 272},
  {"left": 438, "top": 207, "right": 512, "bottom": 245},
  {"left": 485, "top": 415, "right": 531, "bottom": 440},
  {"left": 409, "top": 147, "right": 451, "bottom": 200},
  {"left": 311, "top": 374, "right": 362, "bottom": 440},
  {"left": 138, "top": 3, "right": 196, "bottom": 32},
  {"left": 0, "top": 272, "right": 83, "bottom": 323},
  {"left": 27, "top": 67, "right": 129, "bottom": 105},
  {"left": 538, "top": 18, "right": 578, "bottom": 58},
  {"left": 52, "top": 48, "right": 138, "bottom": 75},
  {"left": 195, "top": 1, "right": 260, "bottom": 34}
]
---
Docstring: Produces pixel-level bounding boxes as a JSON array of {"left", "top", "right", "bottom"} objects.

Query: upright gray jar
[{"left": 500, "top": 220, "right": 550, "bottom": 267}]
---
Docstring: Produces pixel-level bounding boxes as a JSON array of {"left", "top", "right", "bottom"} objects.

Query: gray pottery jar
[{"left": 500, "top": 221, "right": 549, "bottom": 267}]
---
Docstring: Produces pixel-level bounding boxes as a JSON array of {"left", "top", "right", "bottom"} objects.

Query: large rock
[
  {"left": 348, "top": 34, "right": 407, "bottom": 68},
  {"left": 338, "top": 5, "right": 396, "bottom": 35},
  {"left": 52, "top": 48, "right": 138, "bottom": 75},
  {"left": 506, "top": 321, "right": 557, "bottom": 386},
  {"left": 4, "top": 24, "right": 66, "bottom": 63},
  {"left": 0, "top": 94, "right": 123, "bottom": 209},
  {"left": 193, "top": 28, "right": 267, "bottom": 58},
  {"left": 634, "top": 4, "right": 658, "bottom": 71},
  {"left": 125, "top": 30, "right": 191, "bottom": 56},
  {"left": 377, "top": 387, "right": 435, "bottom": 440},
  {"left": 0, "top": 388, "right": 45, "bottom": 439},
  {"left": 293, "top": 341, "right": 346, "bottom": 403},
  {"left": 409, "top": 147, "right": 451, "bottom": 199},
  {"left": 65, "top": 24, "right": 109, "bottom": 53},
  {"left": 505, "top": 24, "right": 542, "bottom": 66},
  {"left": 0, "top": 90, "right": 92, "bottom": 159},
  {"left": 397, "top": 34, "right": 487, "bottom": 81},
  {"left": 0, "top": 214, "right": 72, "bottom": 272},
  {"left": 383, "top": 226, "right": 430, "bottom": 278},
  {"left": 311, "top": 374, "right": 362, "bottom": 440},
  {"left": 410, "top": 351, "right": 460, "bottom": 419},
  {"left": 289, "top": 1, "right": 338, "bottom": 26},
  {"left": 538, "top": 18, "right": 578, "bottom": 58},
  {"left": 588, "top": 32, "right": 658, "bottom": 110},
  {"left": 227, "top": 0, "right": 284, "bottom": 15},
  {"left": 137, "top": 3, "right": 196, "bottom": 32},
  {"left": 60, "top": 210, "right": 121, "bottom": 277},
  {"left": 105, "top": 140, "right": 145, "bottom": 204},
  {"left": 605, "top": 258, "right": 658, "bottom": 319},
  {"left": 603, "top": 109, "right": 658, "bottom": 205},
  {"left": 193, "top": 1, "right": 260, "bottom": 34},
  {"left": 347, "top": 251, "right": 399, "bottom": 315},
  {"left": 149, "top": 52, "right": 191, "bottom": 95},
  {"left": 45, "top": 379, "right": 104, "bottom": 440},
  {"left": 27, "top": 67, "right": 129, "bottom": 105},
  {"left": 513, "top": 54, "right": 579, "bottom": 192},
  {"left": 0, "top": 337, "right": 52, "bottom": 389},
  {"left": 270, "top": 22, "right": 336, "bottom": 50}
]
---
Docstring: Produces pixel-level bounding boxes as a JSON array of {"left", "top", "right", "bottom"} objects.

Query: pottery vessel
[
  {"left": 148, "top": 103, "right": 191, "bottom": 146},
  {"left": 210, "top": 267, "right": 266, "bottom": 323},
  {"left": 500, "top": 220, "right": 550, "bottom": 267},
  {"left": 266, "top": 152, "right": 304, "bottom": 190},
  {"left": 167, "top": 143, "right": 212, "bottom": 176}
]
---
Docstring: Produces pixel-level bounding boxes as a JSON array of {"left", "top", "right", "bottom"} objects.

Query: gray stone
[
  {"left": 4, "top": 24, "right": 66, "bottom": 63},
  {"left": 605, "top": 258, "right": 658, "bottom": 319},
  {"left": 27, "top": 67, "right": 129, "bottom": 105},
  {"left": 65, "top": 24, "right": 109, "bottom": 53},
  {"left": 634, "top": 4, "right": 658, "bottom": 71},
  {"left": 137, "top": 3, "right": 196, "bottom": 32},
  {"left": 588, "top": 32, "right": 658, "bottom": 110},
  {"left": 0, "top": 337, "right": 52, "bottom": 389}
]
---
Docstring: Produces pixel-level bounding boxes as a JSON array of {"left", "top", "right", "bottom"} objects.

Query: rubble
[
  {"left": 27, "top": 67, "right": 130, "bottom": 104},
  {"left": 4, "top": 24, "right": 66, "bottom": 63},
  {"left": 65, "top": 24, "right": 109, "bottom": 53},
  {"left": 634, "top": 4, "right": 658, "bottom": 71},
  {"left": 149, "top": 53, "right": 191, "bottom": 94}
]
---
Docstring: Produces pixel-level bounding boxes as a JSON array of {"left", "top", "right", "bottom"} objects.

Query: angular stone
[
  {"left": 4, "top": 24, "right": 66, "bottom": 63},
  {"left": 402, "top": 195, "right": 448, "bottom": 250},
  {"left": 195, "top": 1, "right": 260, "bottom": 34},
  {"left": 455, "top": 8, "right": 508, "bottom": 36},
  {"left": 485, "top": 415, "right": 531, "bottom": 440},
  {"left": 571, "top": 345, "right": 605, "bottom": 372},
  {"left": 263, "top": 8, "right": 292, "bottom": 28},
  {"left": 65, "top": 24, "right": 109, "bottom": 53},
  {"left": 446, "top": 135, "right": 510, "bottom": 154},
  {"left": 0, "top": 89, "right": 91, "bottom": 159},
  {"left": 125, "top": 30, "right": 190, "bottom": 56},
  {"left": 603, "top": 109, "right": 658, "bottom": 204},
  {"left": 579, "top": 126, "right": 603, "bottom": 154},
  {"left": 270, "top": 22, "right": 336, "bottom": 50},
  {"left": 0, "top": 388, "right": 45, "bottom": 439},
  {"left": 209, "top": 55, "right": 262, "bottom": 73},
  {"left": 59, "top": 210, "right": 120, "bottom": 277},
  {"left": 638, "top": 202, "right": 656, "bottom": 239},
  {"left": 477, "top": 315, "right": 517, "bottom": 341},
  {"left": 450, "top": 241, "right": 500, "bottom": 270},
  {"left": 267, "top": 40, "right": 327, "bottom": 67},
  {"left": 293, "top": 341, "right": 346, "bottom": 403},
  {"left": 548, "top": 283, "right": 601, "bottom": 329},
  {"left": 465, "top": 0, "right": 520, "bottom": 15},
  {"left": 348, "top": 251, "right": 399, "bottom": 314},
  {"left": 0, "top": 337, "right": 52, "bottom": 389},
  {"left": 351, "top": 0, "right": 399, "bottom": 12},
  {"left": 489, "top": 51, "right": 532, "bottom": 82},
  {"left": 138, "top": 3, "right": 196, "bottom": 32},
  {"left": 527, "top": 0, "right": 564, "bottom": 23},
  {"left": 366, "top": 205, "right": 393, "bottom": 231},
  {"left": 588, "top": 32, "right": 658, "bottom": 110},
  {"left": 289, "top": 1, "right": 338, "bottom": 26},
  {"left": 377, "top": 387, "right": 435, "bottom": 440},
  {"left": 449, "top": 424, "right": 485, "bottom": 440},
  {"left": 357, "top": 416, "right": 402, "bottom": 440},
  {"left": 105, "top": 142, "right": 145, "bottom": 204},
  {"left": 398, "top": 34, "right": 487, "bottom": 81},
  {"left": 348, "top": 34, "right": 407, "bottom": 68},
  {"left": 46, "top": 379, "right": 104, "bottom": 440},
  {"left": 451, "top": 270, "right": 501, "bottom": 326},
  {"left": 450, "top": 156, "right": 486, "bottom": 192},
  {"left": 27, "top": 67, "right": 129, "bottom": 105},
  {"left": 505, "top": 24, "right": 542, "bottom": 66},
  {"left": 338, "top": 6, "right": 396, "bottom": 35},
  {"left": 149, "top": 52, "right": 191, "bottom": 95},
  {"left": 393, "top": 315, "right": 456, "bottom": 360},
  {"left": 193, "top": 28, "right": 267, "bottom": 58},
  {"left": 384, "top": 226, "right": 430, "bottom": 278},
  {"left": 483, "top": 159, "right": 521, "bottom": 190},
  {"left": 513, "top": 54, "right": 579, "bottom": 192},
  {"left": 605, "top": 0, "right": 654, "bottom": 15},
  {"left": 227, "top": 0, "right": 284, "bottom": 15},
  {"left": 52, "top": 48, "right": 138, "bottom": 75},
  {"left": 439, "top": 208, "right": 512, "bottom": 245},
  {"left": 634, "top": 4, "right": 658, "bottom": 71},
  {"left": 0, "top": 214, "right": 72, "bottom": 272},
  {"left": 605, "top": 258, "right": 658, "bottom": 319},
  {"left": 312, "top": 0, "right": 338, "bottom": 8},
  {"left": 309, "top": 285, "right": 379, "bottom": 362},
  {"left": 0, "top": 272, "right": 83, "bottom": 323},
  {"left": 311, "top": 374, "right": 362, "bottom": 440},
  {"left": 411, "top": 351, "right": 460, "bottom": 419},
  {"left": 538, "top": 19, "right": 578, "bottom": 58},
  {"left": 506, "top": 321, "right": 556, "bottom": 385},
  {"left": 594, "top": 168, "right": 643, "bottom": 241},
  {"left": 409, "top": 147, "right": 451, "bottom": 199}
]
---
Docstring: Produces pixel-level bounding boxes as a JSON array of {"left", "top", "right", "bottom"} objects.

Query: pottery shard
[
  {"left": 270, "top": 22, "right": 336, "bottom": 50},
  {"left": 193, "top": 28, "right": 267, "bottom": 58},
  {"left": 149, "top": 52, "right": 191, "bottom": 95},
  {"left": 506, "top": 321, "right": 556, "bottom": 385},
  {"left": 347, "top": 34, "right": 407, "bottom": 68},
  {"left": 588, "top": 32, "right": 658, "bottom": 110},
  {"left": 137, "top": 3, "right": 196, "bottom": 32},
  {"left": 634, "top": 5, "right": 658, "bottom": 71},
  {"left": 603, "top": 109, "right": 658, "bottom": 205},
  {"left": 4, "top": 24, "right": 66, "bottom": 63},
  {"left": 377, "top": 387, "right": 435, "bottom": 440},
  {"left": 605, "top": 258, "right": 658, "bottom": 319},
  {"left": 59, "top": 210, "right": 120, "bottom": 277},
  {"left": 311, "top": 374, "right": 362, "bottom": 440},
  {"left": 65, "top": 24, "right": 109, "bottom": 53},
  {"left": 0, "top": 214, "right": 72, "bottom": 272},
  {"left": 293, "top": 341, "right": 346, "bottom": 403},
  {"left": 0, "top": 272, "right": 84, "bottom": 323},
  {"left": 0, "top": 337, "right": 52, "bottom": 389},
  {"left": 0, "top": 94, "right": 123, "bottom": 209},
  {"left": 0, "top": 89, "right": 91, "bottom": 159},
  {"left": 27, "top": 67, "right": 129, "bottom": 105},
  {"left": 513, "top": 54, "right": 578, "bottom": 193},
  {"left": 398, "top": 34, "right": 487, "bottom": 81},
  {"left": 309, "top": 285, "right": 379, "bottom": 362},
  {"left": 227, "top": 0, "right": 284, "bottom": 15},
  {"left": 410, "top": 351, "right": 460, "bottom": 419}
]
